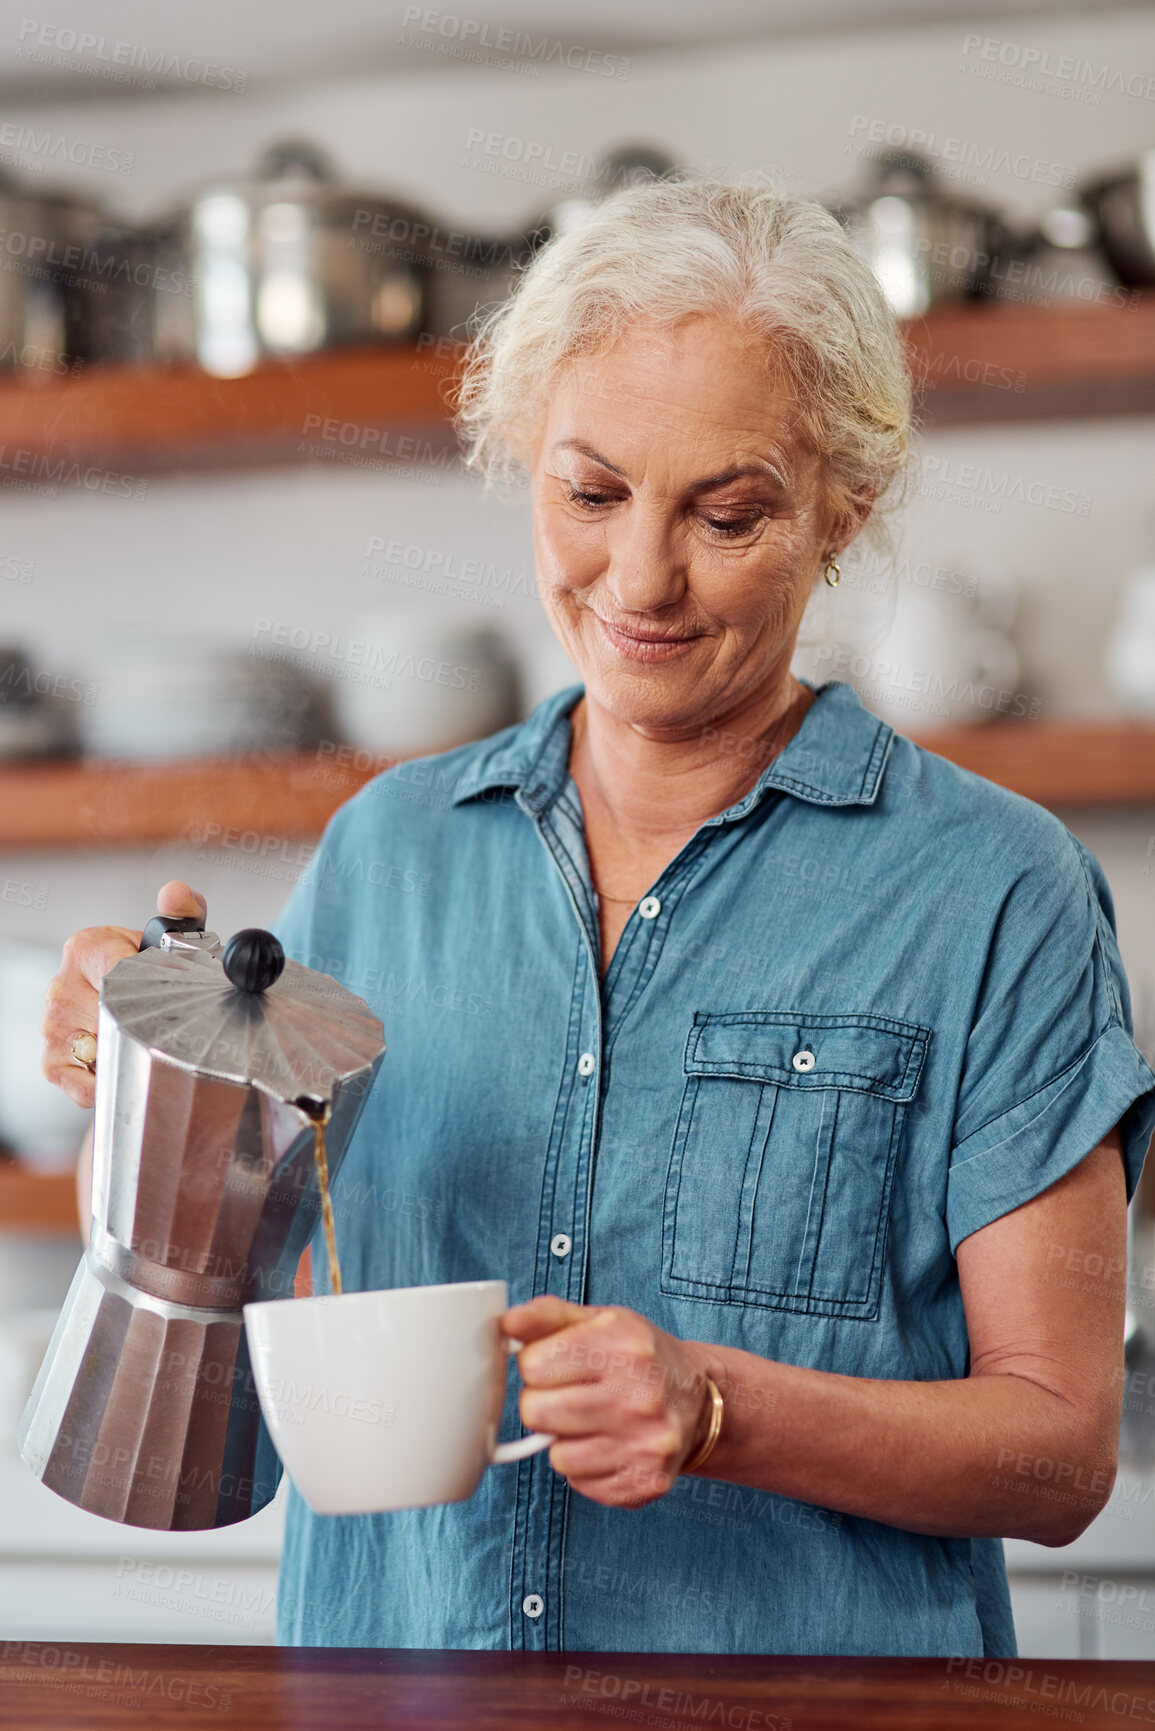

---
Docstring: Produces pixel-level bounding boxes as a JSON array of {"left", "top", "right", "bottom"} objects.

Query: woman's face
[{"left": 531, "top": 314, "right": 844, "bottom": 736}]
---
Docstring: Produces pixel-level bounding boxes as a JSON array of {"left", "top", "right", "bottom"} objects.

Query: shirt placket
[
  {"left": 508, "top": 783, "right": 603, "bottom": 1650},
  {"left": 507, "top": 776, "right": 729, "bottom": 1649}
]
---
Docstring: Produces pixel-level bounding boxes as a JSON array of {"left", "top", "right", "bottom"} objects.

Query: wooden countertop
[{"left": 1, "top": 1646, "right": 1153, "bottom": 1729}]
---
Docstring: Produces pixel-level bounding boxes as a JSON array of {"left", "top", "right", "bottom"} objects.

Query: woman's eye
[
  {"left": 564, "top": 486, "right": 615, "bottom": 509},
  {"left": 703, "top": 514, "right": 763, "bottom": 538}
]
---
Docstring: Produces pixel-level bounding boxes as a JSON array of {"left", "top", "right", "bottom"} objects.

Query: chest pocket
[{"left": 661, "top": 1010, "right": 930, "bottom": 1320}]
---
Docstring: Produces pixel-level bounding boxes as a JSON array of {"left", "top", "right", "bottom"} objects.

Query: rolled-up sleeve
[{"left": 946, "top": 827, "right": 1155, "bottom": 1254}]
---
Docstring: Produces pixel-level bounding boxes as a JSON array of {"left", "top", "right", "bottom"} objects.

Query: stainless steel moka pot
[{"left": 18, "top": 917, "right": 385, "bottom": 1530}]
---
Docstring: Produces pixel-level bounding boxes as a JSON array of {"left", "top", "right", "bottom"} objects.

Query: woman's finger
[
  {"left": 552, "top": 1453, "right": 675, "bottom": 1508},
  {"left": 39, "top": 883, "right": 206, "bottom": 1111},
  {"left": 500, "top": 1295, "right": 586, "bottom": 1343},
  {"left": 40, "top": 927, "right": 140, "bottom": 1106},
  {"left": 520, "top": 1380, "right": 635, "bottom": 1436},
  {"left": 156, "top": 881, "right": 207, "bottom": 923}
]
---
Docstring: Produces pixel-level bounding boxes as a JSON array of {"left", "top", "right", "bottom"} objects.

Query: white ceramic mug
[{"left": 243, "top": 1279, "right": 553, "bottom": 1515}]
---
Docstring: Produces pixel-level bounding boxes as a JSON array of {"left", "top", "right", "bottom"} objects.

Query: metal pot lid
[
  {"left": 162, "top": 136, "right": 430, "bottom": 225},
  {"left": 0, "top": 162, "right": 107, "bottom": 217},
  {"left": 100, "top": 939, "right": 384, "bottom": 1108},
  {"left": 835, "top": 151, "right": 1001, "bottom": 223}
]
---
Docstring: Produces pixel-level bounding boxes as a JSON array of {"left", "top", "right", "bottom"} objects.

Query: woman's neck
[{"left": 569, "top": 675, "right": 816, "bottom": 848}]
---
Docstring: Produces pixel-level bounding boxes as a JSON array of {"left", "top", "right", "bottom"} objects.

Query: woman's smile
[{"left": 593, "top": 613, "right": 706, "bottom": 662}]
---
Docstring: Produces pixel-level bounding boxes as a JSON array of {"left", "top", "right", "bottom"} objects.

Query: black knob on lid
[{"left": 222, "top": 928, "right": 286, "bottom": 994}]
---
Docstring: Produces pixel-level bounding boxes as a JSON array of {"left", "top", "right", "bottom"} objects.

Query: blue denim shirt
[{"left": 270, "top": 678, "right": 1155, "bottom": 1657}]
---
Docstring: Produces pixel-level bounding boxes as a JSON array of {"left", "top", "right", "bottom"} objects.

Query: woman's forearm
[{"left": 687, "top": 1342, "right": 1116, "bottom": 1545}]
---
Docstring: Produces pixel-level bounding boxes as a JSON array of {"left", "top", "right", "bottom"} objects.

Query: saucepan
[
  {"left": 141, "top": 138, "right": 432, "bottom": 375},
  {"left": 1077, "top": 151, "right": 1155, "bottom": 287},
  {"left": 828, "top": 152, "right": 1010, "bottom": 319}
]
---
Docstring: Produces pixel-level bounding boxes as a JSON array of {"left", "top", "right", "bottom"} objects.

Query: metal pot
[
  {"left": 1006, "top": 205, "right": 1135, "bottom": 311},
  {"left": 79, "top": 217, "right": 193, "bottom": 367},
  {"left": 525, "top": 143, "right": 680, "bottom": 250},
  {"left": 0, "top": 167, "right": 104, "bottom": 376},
  {"left": 18, "top": 918, "right": 386, "bottom": 1530},
  {"left": 154, "top": 138, "right": 430, "bottom": 376},
  {"left": 419, "top": 224, "right": 529, "bottom": 343},
  {"left": 407, "top": 143, "right": 679, "bottom": 348},
  {"left": 1077, "top": 152, "right": 1155, "bottom": 288},
  {"left": 829, "top": 153, "right": 1009, "bottom": 319}
]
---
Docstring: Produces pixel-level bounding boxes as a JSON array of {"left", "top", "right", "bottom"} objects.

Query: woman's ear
[{"left": 826, "top": 490, "right": 878, "bottom": 561}]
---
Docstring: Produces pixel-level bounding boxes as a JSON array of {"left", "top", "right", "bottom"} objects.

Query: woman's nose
[{"left": 603, "top": 504, "right": 686, "bottom": 611}]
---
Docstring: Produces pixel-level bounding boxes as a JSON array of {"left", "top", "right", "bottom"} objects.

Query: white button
[
  {"left": 638, "top": 896, "right": 661, "bottom": 920},
  {"left": 522, "top": 1594, "right": 544, "bottom": 1619},
  {"left": 550, "top": 1233, "right": 572, "bottom": 1259},
  {"left": 792, "top": 1049, "right": 816, "bottom": 1073},
  {"left": 577, "top": 1052, "right": 596, "bottom": 1077}
]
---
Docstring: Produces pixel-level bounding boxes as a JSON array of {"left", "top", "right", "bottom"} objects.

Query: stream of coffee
[{"left": 310, "top": 1113, "right": 343, "bottom": 1297}]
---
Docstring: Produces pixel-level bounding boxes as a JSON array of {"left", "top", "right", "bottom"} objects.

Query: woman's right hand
[{"left": 41, "top": 880, "right": 207, "bottom": 1109}]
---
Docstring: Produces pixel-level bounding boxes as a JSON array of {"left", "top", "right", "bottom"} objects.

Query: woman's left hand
[{"left": 501, "top": 1296, "right": 712, "bottom": 1509}]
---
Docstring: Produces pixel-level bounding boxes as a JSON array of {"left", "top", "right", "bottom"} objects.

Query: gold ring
[{"left": 70, "top": 1033, "right": 97, "bottom": 1074}]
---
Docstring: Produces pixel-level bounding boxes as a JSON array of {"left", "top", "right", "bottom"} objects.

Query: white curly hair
[{"left": 453, "top": 171, "right": 912, "bottom": 559}]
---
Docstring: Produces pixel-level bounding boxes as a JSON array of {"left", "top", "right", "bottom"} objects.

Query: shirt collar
[{"left": 448, "top": 678, "right": 895, "bottom": 817}]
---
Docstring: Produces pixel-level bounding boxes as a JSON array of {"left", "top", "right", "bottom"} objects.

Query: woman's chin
[{"left": 579, "top": 664, "right": 720, "bottom": 737}]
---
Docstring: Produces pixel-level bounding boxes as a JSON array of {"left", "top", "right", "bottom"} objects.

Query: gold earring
[{"left": 824, "top": 559, "right": 841, "bottom": 588}]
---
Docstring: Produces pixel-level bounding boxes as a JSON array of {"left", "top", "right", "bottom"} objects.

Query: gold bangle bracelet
[{"left": 681, "top": 1376, "right": 724, "bottom": 1476}]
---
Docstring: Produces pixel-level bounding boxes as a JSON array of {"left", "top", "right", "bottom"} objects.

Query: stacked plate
[{"left": 76, "top": 640, "right": 327, "bottom": 761}]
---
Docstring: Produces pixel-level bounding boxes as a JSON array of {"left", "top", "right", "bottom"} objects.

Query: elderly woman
[{"left": 46, "top": 176, "right": 1155, "bottom": 1659}]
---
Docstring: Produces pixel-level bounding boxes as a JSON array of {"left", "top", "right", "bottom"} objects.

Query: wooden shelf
[
  {"left": 0, "top": 1163, "right": 80, "bottom": 1238},
  {"left": 904, "top": 297, "right": 1155, "bottom": 426},
  {"left": 0, "top": 301, "right": 1151, "bottom": 478},
  {"left": 0, "top": 343, "right": 462, "bottom": 475},
  {"left": 0, "top": 721, "right": 1152, "bottom": 850},
  {"left": 0, "top": 748, "right": 397, "bottom": 848},
  {"left": 908, "top": 719, "right": 1155, "bottom": 805}
]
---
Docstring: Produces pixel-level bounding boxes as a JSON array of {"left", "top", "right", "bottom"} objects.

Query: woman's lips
[{"left": 595, "top": 616, "right": 703, "bottom": 663}]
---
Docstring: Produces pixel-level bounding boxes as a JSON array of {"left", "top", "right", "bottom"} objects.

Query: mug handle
[
  {"left": 491, "top": 1431, "right": 555, "bottom": 1465},
  {"left": 492, "top": 1333, "right": 555, "bottom": 1464}
]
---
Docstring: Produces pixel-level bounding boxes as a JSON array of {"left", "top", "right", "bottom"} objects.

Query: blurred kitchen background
[{"left": 1, "top": 0, "right": 1155, "bottom": 1661}]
